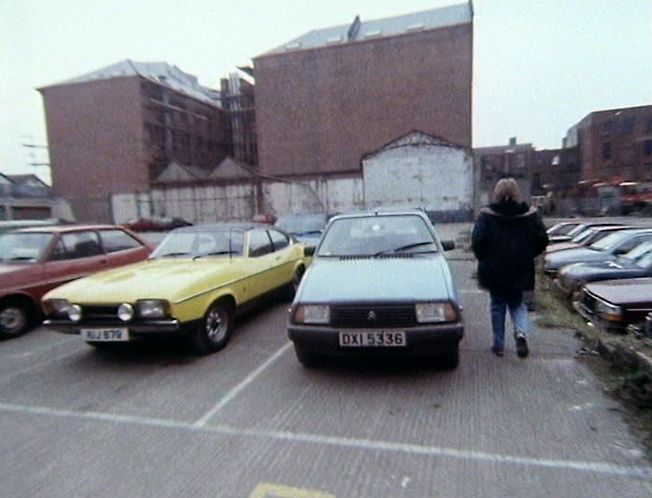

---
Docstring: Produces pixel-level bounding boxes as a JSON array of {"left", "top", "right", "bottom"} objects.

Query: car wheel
[
  {"left": 294, "top": 344, "right": 321, "bottom": 368},
  {"left": 192, "top": 300, "right": 233, "bottom": 354},
  {"left": 0, "top": 301, "right": 31, "bottom": 340},
  {"left": 439, "top": 347, "right": 459, "bottom": 370},
  {"left": 282, "top": 266, "right": 305, "bottom": 301}
]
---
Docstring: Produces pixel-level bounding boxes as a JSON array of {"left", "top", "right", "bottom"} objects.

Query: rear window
[{"left": 100, "top": 229, "right": 144, "bottom": 253}]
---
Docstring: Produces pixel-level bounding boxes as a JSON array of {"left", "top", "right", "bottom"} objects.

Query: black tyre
[
  {"left": 0, "top": 300, "right": 32, "bottom": 340},
  {"left": 282, "top": 265, "right": 305, "bottom": 302},
  {"left": 294, "top": 344, "right": 321, "bottom": 368},
  {"left": 438, "top": 347, "right": 460, "bottom": 370},
  {"left": 191, "top": 301, "right": 233, "bottom": 354}
]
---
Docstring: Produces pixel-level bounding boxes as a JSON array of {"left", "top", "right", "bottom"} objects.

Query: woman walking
[{"left": 471, "top": 178, "right": 548, "bottom": 358}]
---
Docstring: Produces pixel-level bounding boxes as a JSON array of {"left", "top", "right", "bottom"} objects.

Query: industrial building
[
  {"left": 38, "top": 61, "right": 253, "bottom": 222},
  {"left": 253, "top": 2, "right": 473, "bottom": 178}
]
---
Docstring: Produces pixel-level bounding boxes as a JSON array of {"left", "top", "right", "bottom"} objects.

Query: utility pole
[{"left": 21, "top": 140, "right": 51, "bottom": 184}]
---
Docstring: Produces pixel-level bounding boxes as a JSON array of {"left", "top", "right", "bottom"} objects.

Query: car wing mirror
[
  {"left": 441, "top": 240, "right": 456, "bottom": 251},
  {"left": 304, "top": 245, "right": 316, "bottom": 257}
]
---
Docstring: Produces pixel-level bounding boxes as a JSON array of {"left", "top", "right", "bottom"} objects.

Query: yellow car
[{"left": 42, "top": 223, "right": 311, "bottom": 354}]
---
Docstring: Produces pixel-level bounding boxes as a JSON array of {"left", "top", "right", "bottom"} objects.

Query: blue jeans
[{"left": 490, "top": 293, "right": 529, "bottom": 350}]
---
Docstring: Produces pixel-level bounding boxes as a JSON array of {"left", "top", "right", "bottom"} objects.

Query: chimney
[{"left": 509, "top": 137, "right": 517, "bottom": 146}]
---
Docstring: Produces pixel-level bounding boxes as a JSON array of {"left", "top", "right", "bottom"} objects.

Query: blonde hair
[{"left": 493, "top": 178, "right": 521, "bottom": 203}]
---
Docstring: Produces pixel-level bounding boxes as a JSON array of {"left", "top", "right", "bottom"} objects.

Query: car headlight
[
  {"left": 596, "top": 300, "right": 623, "bottom": 322},
  {"left": 136, "top": 299, "right": 169, "bottom": 319},
  {"left": 44, "top": 298, "right": 72, "bottom": 317},
  {"left": 67, "top": 304, "right": 82, "bottom": 323},
  {"left": 415, "top": 302, "right": 457, "bottom": 323},
  {"left": 117, "top": 303, "right": 135, "bottom": 322},
  {"left": 293, "top": 304, "right": 330, "bottom": 324}
]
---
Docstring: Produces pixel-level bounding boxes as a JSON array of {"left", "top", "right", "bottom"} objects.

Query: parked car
[
  {"left": 287, "top": 210, "right": 463, "bottom": 369},
  {"left": 547, "top": 221, "right": 623, "bottom": 244},
  {"left": 122, "top": 216, "right": 192, "bottom": 232},
  {"left": 252, "top": 213, "right": 277, "bottom": 224},
  {"left": 543, "top": 228, "right": 652, "bottom": 276},
  {"left": 275, "top": 213, "right": 328, "bottom": 246},
  {"left": 0, "top": 219, "right": 64, "bottom": 233},
  {"left": 545, "top": 225, "right": 631, "bottom": 254},
  {"left": 546, "top": 221, "right": 583, "bottom": 238},
  {"left": 42, "top": 223, "right": 310, "bottom": 354},
  {"left": 555, "top": 240, "right": 652, "bottom": 298},
  {"left": 574, "top": 277, "right": 652, "bottom": 331},
  {"left": 0, "top": 225, "right": 153, "bottom": 339}
]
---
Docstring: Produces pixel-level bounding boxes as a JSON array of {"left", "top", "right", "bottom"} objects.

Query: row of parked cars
[
  {"left": 543, "top": 221, "right": 652, "bottom": 335},
  {"left": 1, "top": 209, "right": 465, "bottom": 369}
]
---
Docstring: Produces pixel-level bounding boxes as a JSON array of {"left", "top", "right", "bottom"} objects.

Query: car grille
[
  {"left": 330, "top": 305, "right": 416, "bottom": 328},
  {"left": 581, "top": 292, "right": 596, "bottom": 315},
  {"left": 81, "top": 305, "right": 119, "bottom": 322}
]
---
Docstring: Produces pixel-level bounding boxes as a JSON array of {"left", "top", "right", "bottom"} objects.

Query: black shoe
[
  {"left": 491, "top": 346, "right": 505, "bottom": 357},
  {"left": 515, "top": 334, "right": 529, "bottom": 358}
]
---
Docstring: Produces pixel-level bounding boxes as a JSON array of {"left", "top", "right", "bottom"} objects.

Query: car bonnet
[{"left": 297, "top": 256, "right": 453, "bottom": 303}]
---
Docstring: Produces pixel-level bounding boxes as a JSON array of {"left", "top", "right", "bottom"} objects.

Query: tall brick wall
[
  {"left": 254, "top": 22, "right": 473, "bottom": 177},
  {"left": 41, "top": 77, "right": 147, "bottom": 222}
]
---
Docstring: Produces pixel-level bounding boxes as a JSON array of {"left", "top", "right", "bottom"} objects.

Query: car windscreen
[
  {"left": 276, "top": 215, "right": 326, "bottom": 236},
  {"left": 571, "top": 228, "right": 596, "bottom": 243},
  {"left": 621, "top": 240, "right": 652, "bottom": 261},
  {"left": 548, "top": 223, "right": 580, "bottom": 236},
  {"left": 150, "top": 229, "right": 245, "bottom": 259},
  {"left": 0, "top": 232, "right": 54, "bottom": 263},
  {"left": 589, "top": 231, "right": 633, "bottom": 251},
  {"left": 565, "top": 224, "right": 589, "bottom": 238},
  {"left": 317, "top": 214, "right": 437, "bottom": 256}
]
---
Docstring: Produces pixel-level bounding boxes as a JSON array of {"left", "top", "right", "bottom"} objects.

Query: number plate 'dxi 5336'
[{"left": 339, "top": 331, "right": 406, "bottom": 347}]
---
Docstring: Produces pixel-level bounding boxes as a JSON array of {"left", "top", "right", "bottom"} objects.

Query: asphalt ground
[{"left": 1, "top": 242, "right": 652, "bottom": 497}]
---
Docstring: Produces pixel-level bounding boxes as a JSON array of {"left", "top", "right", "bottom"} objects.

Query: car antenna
[{"left": 229, "top": 228, "right": 232, "bottom": 263}]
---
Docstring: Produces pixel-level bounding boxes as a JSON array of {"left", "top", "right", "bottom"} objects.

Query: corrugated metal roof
[
  {"left": 263, "top": 2, "right": 471, "bottom": 56},
  {"left": 41, "top": 60, "right": 221, "bottom": 107}
]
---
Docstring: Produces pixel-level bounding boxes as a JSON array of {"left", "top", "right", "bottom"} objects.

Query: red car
[{"left": 0, "top": 224, "right": 154, "bottom": 339}]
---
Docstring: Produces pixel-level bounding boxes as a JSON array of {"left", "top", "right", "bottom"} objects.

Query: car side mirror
[
  {"left": 442, "top": 240, "right": 456, "bottom": 251},
  {"left": 304, "top": 245, "right": 315, "bottom": 257}
]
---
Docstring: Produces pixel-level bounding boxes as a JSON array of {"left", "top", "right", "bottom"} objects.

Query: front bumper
[
  {"left": 572, "top": 301, "right": 627, "bottom": 332},
  {"left": 288, "top": 323, "right": 464, "bottom": 356},
  {"left": 43, "top": 318, "right": 198, "bottom": 339}
]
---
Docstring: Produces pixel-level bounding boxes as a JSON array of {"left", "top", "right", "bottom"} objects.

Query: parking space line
[
  {"left": 1, "top": 401, "right": 651, "bottom": 480},
  {"left": 193, "top": 342, "right": 293, "bottom": 428}
]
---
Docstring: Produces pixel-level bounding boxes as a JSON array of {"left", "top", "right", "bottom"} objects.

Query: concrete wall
[{"left": 363, "top": 143, "right": 473, "bottom": 217}]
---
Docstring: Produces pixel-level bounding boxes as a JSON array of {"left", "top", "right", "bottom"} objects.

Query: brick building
[
  {"left": 565, "top": 104, "right": 652, "bottom": 184},
  {"left": 39, "top": 60, "right": 232, "bottom": 222},
  {"left": 253, "top": 2, "right": 473, "bottom": 178}
]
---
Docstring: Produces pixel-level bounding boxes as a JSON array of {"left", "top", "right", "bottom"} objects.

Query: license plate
[
  {"left": 339, "top": 331, "right": 406, "bottom": 347},
  {"left": 80, "top": 328, "right": 129, "bottom": 342}
]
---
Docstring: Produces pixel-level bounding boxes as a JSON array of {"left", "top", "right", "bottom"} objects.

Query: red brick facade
[
  {"left": 572, "top": 105, "right": 652, "bottom": 183},
  {"left": 40, "top": 76, "right": 229, "bottom": 222},
  {"left": 253, "top": 22, "right": 473, "bottom": 177}
]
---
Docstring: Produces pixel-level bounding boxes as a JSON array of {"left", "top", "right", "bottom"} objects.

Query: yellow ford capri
[{"left": 42, "top": 223, "right": 311, "bottom": 354}]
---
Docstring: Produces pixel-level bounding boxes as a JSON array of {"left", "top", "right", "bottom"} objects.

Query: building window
[
  {"left": 645, "top": 139, "right": 652, "bottom": 157},
  {"left": 602, "top": 142, "right": 612, "bottom": 160},
  {"left": 622, "top": 117, "right": 635, "bottom": 134},
  {"left": 646, "top": 117, "right": 652, "bottom": 133},
  {"left": 602, "top": 120, "right": 614, "bottom": 135}
]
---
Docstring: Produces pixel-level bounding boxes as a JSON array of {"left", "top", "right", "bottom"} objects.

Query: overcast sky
[{"left": 1, "top": 0, "right": 651, "bottom": 184}]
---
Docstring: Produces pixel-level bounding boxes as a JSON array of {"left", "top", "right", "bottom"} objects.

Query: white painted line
[
  {"left": 193, "top": 342, "right": 293, "bottom": 428},
  {"left": 1, "top": 401, "right": 651, "bottom": 480}
]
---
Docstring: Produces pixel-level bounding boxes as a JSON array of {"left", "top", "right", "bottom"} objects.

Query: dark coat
[{"left": 471, "top": 200, "right": 549, "bottom": 299}]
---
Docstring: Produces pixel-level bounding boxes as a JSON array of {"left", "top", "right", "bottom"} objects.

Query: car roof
[
  {"left": 170, "top": 222, "right": 270, "bottom": 233},
  {"left": 13, "top": 224, "right": 124, "bottom": 234},
  {"left": 330, "top": 208, "right": 429, "bottom": 221}
]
